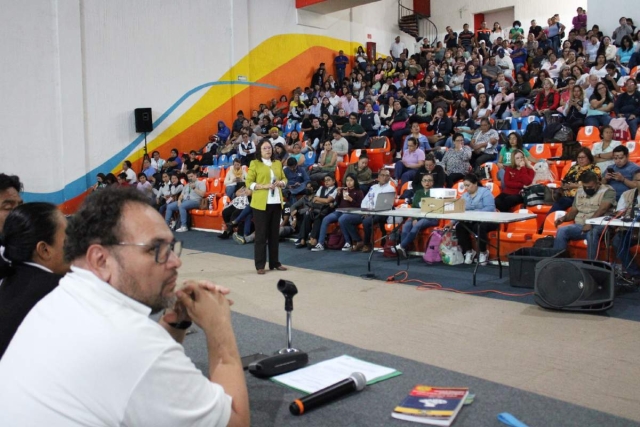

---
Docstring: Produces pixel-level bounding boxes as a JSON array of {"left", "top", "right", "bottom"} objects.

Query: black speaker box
[
  {"left": 248, "top": 352, "right": 309, "bottom": 378},
  {"left": 534, "top": 259, "right": 614, "bottom": 312},
  {"left": 134, "top": 108, "right": 153, "bottom": 133}
]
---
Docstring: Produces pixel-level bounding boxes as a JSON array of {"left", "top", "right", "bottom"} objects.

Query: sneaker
[
  {"left": 478, "top": 251, "right": 489, "bottom": 266},
  {"left": 232, "top": 233, "right": 245, "bottom": 244},
  {"left": 395, "top": 244, "right": 407, "bottom": 258},
  {"left": 169, "top": 219, "right": 176, "bottom": 230},
  {"left": 464, "top": 250, "right": 476, "bottom": 265},
  {"left": 341, "top": 242, "right": 352, "bottom": 251},
  {"left": 244, "top": 233, "right": 255, "bottom": 243},
  {"left": 311, "top": 243, "right": 325, "bottom": 252},
  {"left": 175, "top": 226, "right": 188, "bottom": 233},
  {"left": 351, "top": 241, "right": 364, "bottom": 252}
]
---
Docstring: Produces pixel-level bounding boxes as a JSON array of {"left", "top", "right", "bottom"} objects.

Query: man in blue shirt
[
  {"left": 283, "top": 157, "right": 310, "bottom": 199},
  {"left": 602, "top": 145, "right": 640, "bottom": 201},
  {"left": 334, "top": 50, "right": 349, "bottom": 84},
  {"left": 614, "top": 79, "right": 640, "bottom": 139}
]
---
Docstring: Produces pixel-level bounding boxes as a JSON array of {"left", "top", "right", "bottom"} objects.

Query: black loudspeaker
[
  {"left": 134, "top": 108, "right": 153, "bottom": 133},
  {"left": 534, "top": 259, "right": 614, "bottom": 312},
  {"left": 248, "top": 352, "right": 309, "bottom": 378}
]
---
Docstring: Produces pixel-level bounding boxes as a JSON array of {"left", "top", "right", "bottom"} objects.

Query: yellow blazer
[{"left": 245, "top": 159, "right": 287, "bottom": 210}]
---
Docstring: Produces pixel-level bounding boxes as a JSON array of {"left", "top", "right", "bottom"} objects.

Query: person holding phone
[{"left": 601, "top": 145, "right": 640, "bottom": 200}]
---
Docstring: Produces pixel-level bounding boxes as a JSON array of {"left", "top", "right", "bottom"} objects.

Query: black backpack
[{"left": 522, "top": 121, "right": 543, "bottom": 144}]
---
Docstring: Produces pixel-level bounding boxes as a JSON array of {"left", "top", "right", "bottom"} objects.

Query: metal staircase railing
[{"left": 397, "top": 0, "right": 438, "bottom": 46}]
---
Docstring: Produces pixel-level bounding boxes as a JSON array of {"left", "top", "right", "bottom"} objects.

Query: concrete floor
[{"left": 178, "top": 248, "right": 640, "bottom": 422}]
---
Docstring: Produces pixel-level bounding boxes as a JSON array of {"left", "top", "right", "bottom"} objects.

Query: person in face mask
[
  {"left": 552, "top": 171, "right": 616, "bottom": 259},
  {"left": 509, "top": 20, "right": 524, "bottom": 42}
]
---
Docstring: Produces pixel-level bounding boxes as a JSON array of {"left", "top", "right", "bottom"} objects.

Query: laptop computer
[{"left": 341, "top": 192, "right": 396, "bottom": 213}]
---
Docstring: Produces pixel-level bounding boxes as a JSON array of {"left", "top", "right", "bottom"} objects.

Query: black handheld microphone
[
  {"left": 289, "top": 372, "right": 366, "bottom": 415},
  {"left": 271, "top": 177, "right": 277, "bottom": 197}
]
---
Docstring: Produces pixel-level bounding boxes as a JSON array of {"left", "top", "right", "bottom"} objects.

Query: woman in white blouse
[{"left": 591, "top": 126, "right": 621, "bottom": 172}]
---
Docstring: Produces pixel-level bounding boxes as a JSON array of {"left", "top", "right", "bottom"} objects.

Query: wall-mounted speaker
[
  {"left": 134, "top": 108, "right": 153, "bottom": 133},
  {"left": 534, "top": 259, "right": 614, "bottom": 312}
]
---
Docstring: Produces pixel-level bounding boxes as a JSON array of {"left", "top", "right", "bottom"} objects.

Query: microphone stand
[{"left": 277, "top": 279, "right": 301, "bottom": 354}]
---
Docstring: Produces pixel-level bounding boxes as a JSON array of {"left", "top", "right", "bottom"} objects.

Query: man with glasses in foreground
[{"left": 0, "top": 188, "right": 249, "bottom": 427}]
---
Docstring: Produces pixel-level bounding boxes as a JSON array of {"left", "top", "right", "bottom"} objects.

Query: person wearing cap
[
  {"left": 496, "top": 48, "right": 514, "bottom": 73},
  {"left": 268, "top": 127, "right": 286, "bottom": 150},
  {"left": 390, "top": 36, "right": 406, "bottom": 60}
]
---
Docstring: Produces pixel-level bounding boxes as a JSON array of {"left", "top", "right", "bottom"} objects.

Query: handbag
[
  {"left": 439, "top": 229, "right": 464, "bottom": 265},
  {"left": 495, "top": 119, "right": 511, "bottom": 130},
  {"left": 560, "top": 140, "right": 581, "bottom": 160},
  {"left": 391, "top": 120, "right": 408, "bottom": 131},
  {"left": 521, "top": 184, "right": 547, "bottom": 206}
]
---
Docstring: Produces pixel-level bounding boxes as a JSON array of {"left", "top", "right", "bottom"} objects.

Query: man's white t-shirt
[{"left": 0, "top": 267, "right": 232, "bottom": 427}]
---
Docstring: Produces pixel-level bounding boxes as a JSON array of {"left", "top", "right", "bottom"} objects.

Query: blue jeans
[
  {"left": 165, "top": 199, "right": 200, "bottom": 227},
  {"left": 394, "top": 161, "right": 419, "bottom": 183},
  {"left": 497, "top": 168, "right": 506, "bottom": 188},
  {"left": 235, "top": 206, "right": 253, "bottom": 236},
  {"left": 400, "top": 218, "right": 439, "bottom": 249},
  {"left": 339, "top": 213, "right": 364, "bottom": 244},
  {"left": 318, "top": 211, "right": 343, "bottom": 245},
  {"left": 225, "top": 185, "right": 237, "bottom": 198},
  {"left": 514, "top": 98, "right": 529, "bottom": 110},
  {"left": 625, "top": 117, "right": 639, "bottom": 139},
  {"left": 613, "top": 231, "right": 640, "bottom": 276},
  {"left": 584, "top": 115, "right": 612, "bottom": 128},
  {"left": 553, "top": 223, "right": 604, "bottom": 260}
]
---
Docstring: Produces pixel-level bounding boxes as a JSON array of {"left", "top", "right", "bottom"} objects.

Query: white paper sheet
[{"left": 271, "top": 355, "right": 400, "bottom": 394}]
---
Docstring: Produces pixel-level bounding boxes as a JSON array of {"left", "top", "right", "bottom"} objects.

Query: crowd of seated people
[{"left": 87, "top": 11, "right": 640, "bottom": 271}]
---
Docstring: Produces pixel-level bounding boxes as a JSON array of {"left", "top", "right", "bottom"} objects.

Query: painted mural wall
[{"left": 0, "top": 0, "right": 413, "bottom": 212}]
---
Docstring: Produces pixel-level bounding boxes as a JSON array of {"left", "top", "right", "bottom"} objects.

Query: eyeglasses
[
  {"left": 576, "top": 155, "right": 588, "bottom": 159},
  {"left": 114, "top": 240, "right": 182, "bottom": 264}
]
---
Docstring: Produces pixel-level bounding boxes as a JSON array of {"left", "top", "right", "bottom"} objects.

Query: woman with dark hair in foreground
[{"left": 0, "top": 202, "right": 70, "bottom": 358}]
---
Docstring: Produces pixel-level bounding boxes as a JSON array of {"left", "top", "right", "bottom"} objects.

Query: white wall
[
  {"left": 586, "top": 0, "right": 638, "bottom": 38},
  {"left": 429, "top": 0, "right": 582, "bottom": 46},
  {"left": 0, "top": 0, "right": 406, "bottom": 205}
]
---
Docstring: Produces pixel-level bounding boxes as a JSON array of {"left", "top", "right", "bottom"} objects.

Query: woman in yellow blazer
[{"left": 246, "top": 140, "right": 288, "bottom": 274}]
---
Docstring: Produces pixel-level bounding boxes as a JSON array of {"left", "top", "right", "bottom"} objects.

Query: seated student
[
  {"left": 338, "top": 170, "right": 395, "bottom": 252},
  {"left": 237, "top": 133, "right": 256, "bottom": 166},
  {"left": 309, "top": 140, "right": 338, "bottom": 183},
  {"left": 496, "top": 132, "right": 537, "bottom": 186},
  {"left": 533, "top": 78, "right": 560, "bottom": 117},
  {"left": 426, "top": 106, "right": 453, "bottom": 148},
  {"left": 150, "top": 150, "right": 166, "bottom": 172},
  {"left": 0, "top": 203, "right": 69, "bottom": 358},
  {"left": 121, "top": 160, "right": 137, "bottom": 185},
  {"left": 329, "top": 129, "right": 349, "bottom": 160},
  {"left": 549, "top": 147, "right": 601, "bottom": 214},
  {"left": 411, "top": 153, "right": 446, "bottom": 194},
  {"left": 398, "top": 138, "right": 428, "bottom": 186},
  {"left": 311, "top": 173, "right": 363, "bottom": 252},
  {"left": 395, "top": 174, "right": 440, "bottom": 258},
  {"left": 359, "top": 102, "right": 381, "bottom": 138},
  {"left": 585, "top": 81, "right": 614, "bottom": 128},
  {"left": 612, "top": 169, "right": 640, "bottom": 279},
  {"left": 162, "top": 148, "right": 183, "bottom": 173},
  {"left": 287, "top": 142, "right": 305, "bottom": 167},
  {"left": 183, "top": 150, "right": 201, "bottom": 174},
  {"left": 411, "top": 92, "right": 432, "bottom": 124},
  {"left": 553, "top": 171, "right": 616, "bottom": 259},
  {"left": 218, "top": 185, "right": 252, "bottom": 241},
  {"left": 591, "top": 126, "right": 621, "bottom": 172},
  {"left": 164, "top": 170, "right": 206, "bottom": 232},
  {"left": 344, "top": 154, "right": 374, "bottom": 194},
  {"left": 117, "top": 173, "right": 130, "bottom": 187},
  {"left": 445, "top": 109, "right": 476, "bottom": 147},
  {"left": 135, "top": 173, "right": 154, "bottom": 201},
  {"left": 154, "top": 172, "right": 171, "bottom": 208},
  {"left": 448, "top": 174, "right": 497, "bottom": 265},
  {"left": 614, "top": 79, "right": 640, "bottom": 140},
  {"left": 402, "top": 122, "right": 431, "bottom": 153},
  {"left": 602, "top": 145, "right": 640, "bottom": 201},
  {"left": 224, "top": 158, "right": 247, "bottom": 198},
  {"left": 442, "top": 133, "right": 473, "bottom": 188},
  {"left": 283, "top": 157, "right": 311, "bottom": 199},
  {"left": 495, "top": 150, "right": 535, "bottom": 212},
  {"left": 274, "top": 143, "right": 289, "bottom": 164},
  {"left": 141, "top": 159, "right": 156, "bottom": 179},
  {"left": 469, "top": 118, "right": 499, "bottom": 170},
  {"left": 294, "top": 178, "right": 337, "bottom": 248},
  {"left": 341, "top": 113, "right": 367, "bottom": 151}
]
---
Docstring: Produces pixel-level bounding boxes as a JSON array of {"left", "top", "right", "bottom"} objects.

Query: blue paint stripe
[{"left": 22, "top": 80, "right": 279, "bottom": 204}]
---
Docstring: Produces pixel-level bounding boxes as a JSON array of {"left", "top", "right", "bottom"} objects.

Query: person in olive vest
[
  {"left": 612, "top": 169, "right": 640, "bottom": 279},
  {"left": 553, "top": 171, "right": 616, "bottom": 259}
]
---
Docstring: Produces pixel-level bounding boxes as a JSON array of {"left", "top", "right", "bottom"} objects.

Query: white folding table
[{"left": 337, "top": 208, "right": 537, "bottom": 286}]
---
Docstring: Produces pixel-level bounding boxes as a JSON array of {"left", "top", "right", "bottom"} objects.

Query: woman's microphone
[
  {"left": 271, "top": 178, "right": 277, "bottom": 197},
  {"left": 289, "top": 372, "right": 366, "bottom": 415}
]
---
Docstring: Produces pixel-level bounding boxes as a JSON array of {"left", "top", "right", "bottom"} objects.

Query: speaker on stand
[
  {"left": 534, "top": 258, "right": 614, "bottom": 312},
  {"left": 134, "top": 108, "right": 153, "bottom": 156}
]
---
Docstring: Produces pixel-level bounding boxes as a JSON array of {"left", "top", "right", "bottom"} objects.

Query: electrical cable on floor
[{"left": 386, "top": 270, "right": 534, "bottom": 297}]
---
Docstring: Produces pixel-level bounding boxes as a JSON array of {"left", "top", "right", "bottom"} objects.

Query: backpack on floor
[
  {"left": 326, "top": 229, "right": 345, "bottom": 250},
  {"left": 439, "top": 229, "right": 464, "bottom": 265},
  {"left": 423, "top": 230, "right": 443, "bottom": 264},
  {"left": 522, "top": 121, "right": 543, "bottom": 144}
]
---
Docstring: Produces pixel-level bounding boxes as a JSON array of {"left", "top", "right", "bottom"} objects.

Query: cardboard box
[{"left": 420, "top": 197, "right": 465, "bottom": 214}]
